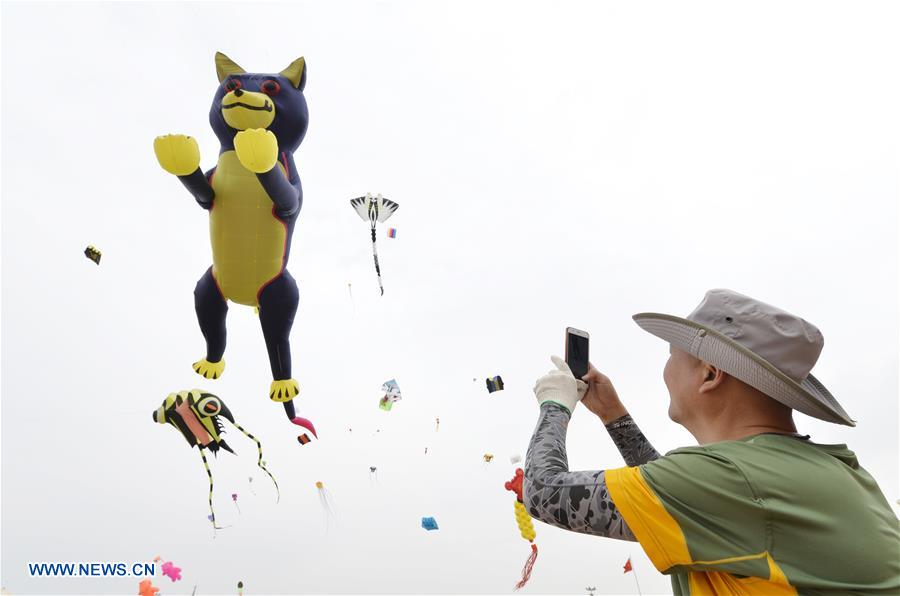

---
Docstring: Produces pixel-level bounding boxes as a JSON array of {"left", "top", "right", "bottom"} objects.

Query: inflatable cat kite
[{"left": 154, "top": 52, "right": 314, "bottom": 435}]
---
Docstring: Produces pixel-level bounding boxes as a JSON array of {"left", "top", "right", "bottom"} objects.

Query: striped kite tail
[
  {"left": 233, "top": 422, "right": 280, "bottom": 503},
  {"left": 199, "top": 449, "right": 223, "bottom": 529},
  {"left": 370, "top": 225, "right": 384, "bottom": 296}
]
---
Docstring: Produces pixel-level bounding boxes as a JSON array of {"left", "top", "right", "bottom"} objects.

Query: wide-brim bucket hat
[{"left": 633, "top": 289, "right": 854, "bottom": 426}]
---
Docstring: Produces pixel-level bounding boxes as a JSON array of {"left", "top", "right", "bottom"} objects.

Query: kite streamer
[
  {"left": 505, "top": 468, "right": 539, "bottom": 590},
  {"left": 316, "top": 481, "right": 337, "bottom": 529},
  {"left": 350, "top": 193, "right": 399, "bottom": 295}
]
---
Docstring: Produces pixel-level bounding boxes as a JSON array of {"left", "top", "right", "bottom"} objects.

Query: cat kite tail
[
  {"left": 152, "top": 390, "right": 279, "bottom": 528},
  {"left": 350, "top": 193, "right": 399, "bottom": 295},
  {"left": 153, "top": 52, "right": 315, "bottom": 436}
]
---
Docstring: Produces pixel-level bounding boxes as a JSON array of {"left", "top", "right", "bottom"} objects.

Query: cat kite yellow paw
[
  {"left": 269, "top": 379, "right": 300, "bottom": 402},
  {"left": 234, "top": 128, "right": 279, "bottom": 173},
  {"left": 154, "top": 134, "right": 201, "bottom": 176},
  {"left": 192, "top": 358, "right": 225, "bottom": 380}
]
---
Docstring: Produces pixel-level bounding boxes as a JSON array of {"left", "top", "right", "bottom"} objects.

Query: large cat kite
[{"left": 154, "top": 52, "right": 314, "bottom": 435}]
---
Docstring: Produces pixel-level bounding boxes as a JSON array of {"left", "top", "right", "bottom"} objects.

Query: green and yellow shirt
[{"left": 607, "top": 434, "right": 900, "bottom": 595}]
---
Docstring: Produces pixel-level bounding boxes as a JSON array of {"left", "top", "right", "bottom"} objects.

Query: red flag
[{"left": 623, "top": 558, "right": 633, "bottom": 573}]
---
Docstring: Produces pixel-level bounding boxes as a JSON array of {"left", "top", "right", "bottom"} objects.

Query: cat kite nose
[{"left": 234, "top": 88, "right": 243, "bottom": 97}]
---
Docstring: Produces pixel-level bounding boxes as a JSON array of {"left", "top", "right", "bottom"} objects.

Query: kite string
[
  {"left": 199, "top": 449, "right": 223, "bottom": 530},
  {"left": 232, "top": 422, "right": 280, "bottom": 503}
]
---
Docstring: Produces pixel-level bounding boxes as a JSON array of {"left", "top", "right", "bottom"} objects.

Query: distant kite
[
  {"left": 161, "top": 561, "right": 182, "bottom": 582},
  {"left": 350, "top": 193, "right": 399, "bottom": 295},
  {"left": 505, "top": 468, "right": 538, "bottom": 590},
  {"left": 138, "top": 579, "right": 160, "bottom": 596},
  {"left": 487, "top": 376, "right": 505, "bottom": 393},
  {"left": 421, "top": 516, "right": 439, "bottom": 531},
  {"left": 84, "top": 245, "right": 101, "bottom": 265},
  {"left": 380, "top": 379, "right": 402, "bottom": 411},
  {"left": 316, "top": 481, "right": 337, "bottom": 529},
  {"left": 152, "top": 557, "right": 182, "bottom": 582}
]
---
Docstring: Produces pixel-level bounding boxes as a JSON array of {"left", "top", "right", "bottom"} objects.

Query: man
[{"left": 524, "top": 289, "right": 899, "bottom": 594}]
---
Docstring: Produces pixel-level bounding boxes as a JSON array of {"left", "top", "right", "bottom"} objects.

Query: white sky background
[{"left": 1, "top": 1, "right": 898, "bottom": 594}]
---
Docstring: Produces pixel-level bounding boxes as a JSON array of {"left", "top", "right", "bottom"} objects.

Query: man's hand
[
  {"left": 580, "top": 364, "right": 628, "bottom": 424},
  {"left": 533, "top": 356, "right": 588, "bottom": 414}
]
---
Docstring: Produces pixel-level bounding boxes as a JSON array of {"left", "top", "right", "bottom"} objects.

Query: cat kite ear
[
  {"left": 215, "top": 52, "right": 246, "bottom": 83},
  {"left": 280, "top": 57, "right": 306, "bottom": 90}
]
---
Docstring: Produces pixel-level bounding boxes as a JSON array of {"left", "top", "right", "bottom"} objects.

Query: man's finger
[
  {"left": 550, "top": 355, "right": 572, "bottom": 374},
  {"left": 581, "top": 362, "right": 599, "bottom": 381}
]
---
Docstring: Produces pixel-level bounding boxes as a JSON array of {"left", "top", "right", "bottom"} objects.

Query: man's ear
[
  {"left": 698, "top": 363, "right": 726, "bottom": 393},
  {"left": 280, "top": 57, "right": 306, "bottom": 90},
  {"left": 215, "top": 52, "right": 246, "bottom": 83}
]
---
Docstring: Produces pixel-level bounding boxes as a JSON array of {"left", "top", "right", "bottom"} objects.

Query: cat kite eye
[{"left": 260, "top": 80, "right": 281, "bottom": 96}]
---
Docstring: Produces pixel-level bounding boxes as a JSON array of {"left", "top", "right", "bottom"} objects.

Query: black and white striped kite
[{"left": 350, "top": 193, "right": 399, "bottom": 295}]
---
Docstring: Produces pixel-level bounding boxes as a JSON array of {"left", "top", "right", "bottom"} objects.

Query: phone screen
[{"left": 566, "top": 328, "right": 589, "bottom": 380}]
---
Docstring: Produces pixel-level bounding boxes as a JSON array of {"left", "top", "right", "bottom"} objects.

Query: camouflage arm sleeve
[
  {"left": 605, "top": 415, "right": 661, "bottom": 466},
  {"left": 523, "top": 403, "right": 636, "bottom": 541}
]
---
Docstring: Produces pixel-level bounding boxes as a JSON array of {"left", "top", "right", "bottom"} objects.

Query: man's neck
[
  {"left": 692, "top": 424, "right": 799, "bottom": 444},
  {"left": 686, "top": 389, "right": 798, "bottom": 445},
  {"left": 688, "top": 413, "right": 798, "bottom": 445}
]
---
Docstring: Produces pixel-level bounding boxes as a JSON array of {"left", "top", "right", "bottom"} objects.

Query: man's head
[
  {"left": 634, "top": 289, "right": 854, "bottom": 429},
  {"left": 662, "top": 344, "right": 796, "bottom": 442}
]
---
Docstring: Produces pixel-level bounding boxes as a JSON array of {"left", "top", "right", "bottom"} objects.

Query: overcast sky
[{"left": 2, "top": 1, "right": 898, "bottom": 595}]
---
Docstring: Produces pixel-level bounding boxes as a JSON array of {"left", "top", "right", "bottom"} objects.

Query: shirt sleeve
[
  {"left": 605, "top": 446, "right": 768, "bottom": 577},
  {"left": 523, "top": 403, "right": 637, "bottom": 541},
  {"left": 605, "top": 414, "right": 662, "bottom": 466}
]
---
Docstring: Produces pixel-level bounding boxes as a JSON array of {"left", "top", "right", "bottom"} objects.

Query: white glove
[{"left": 533, "top": 355, "right": 588, "bottom": 414}]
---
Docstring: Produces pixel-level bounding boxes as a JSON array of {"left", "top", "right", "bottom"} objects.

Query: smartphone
[{"left": 565, "top": 327, "right": 590, "bottom": 380}]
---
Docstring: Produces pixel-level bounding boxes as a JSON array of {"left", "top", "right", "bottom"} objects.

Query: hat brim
[{"left": 633, "top": 312, "right": 855, "bottom": 426}]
